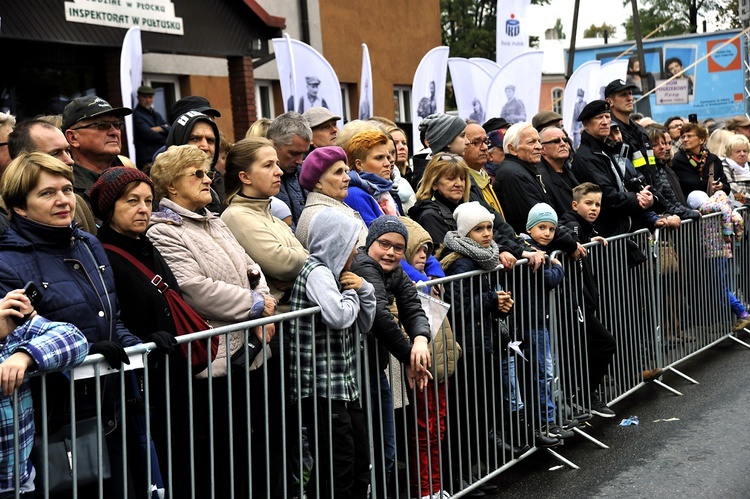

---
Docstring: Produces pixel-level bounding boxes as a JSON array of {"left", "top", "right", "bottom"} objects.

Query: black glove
[
  {"left": 145, "top": 330, "right": 177, "bottom": 353},
  {"left": 89, "top": 341, "right": 130, "bottom": 369}
]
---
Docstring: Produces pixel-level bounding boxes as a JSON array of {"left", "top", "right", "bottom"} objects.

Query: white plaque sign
[{"left": 65, "top": 0, "right": 184, "bottom": 36}]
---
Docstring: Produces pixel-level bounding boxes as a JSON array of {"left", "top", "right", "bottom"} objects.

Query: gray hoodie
[{"left": 306, "top": 208, "right": 375, "bottom": 331}]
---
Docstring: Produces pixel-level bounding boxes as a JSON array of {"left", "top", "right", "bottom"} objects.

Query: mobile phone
[
  {"left": 688, "top": 113, "right": 698, "bottom": 124},
  {"left": 12, "top": 281, "right": 43, "bottom": 326}
]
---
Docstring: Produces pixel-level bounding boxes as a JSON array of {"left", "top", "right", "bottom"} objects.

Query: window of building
[
  {"left": 255, "top": 81, "right": 275, "bottom": 119},
  {"left": 552, "top": 87, "right": 564, "bottom": 115},
  {"left": 394, "top": 87, "right": 412, "bottom": 123}
]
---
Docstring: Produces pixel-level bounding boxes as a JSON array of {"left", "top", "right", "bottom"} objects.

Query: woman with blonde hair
[
  {"left": 722, "top": 133, "right": 750, "bottom": 204},
  {"left": 408, "top": 153, "right": 472, "bottom": 246}
]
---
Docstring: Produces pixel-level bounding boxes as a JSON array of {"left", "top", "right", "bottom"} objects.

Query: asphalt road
[{"left": 485, "top": 336, "right": 750, "bottom": 498}]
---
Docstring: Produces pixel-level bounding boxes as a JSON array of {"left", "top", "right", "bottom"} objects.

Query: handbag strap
[{"left": 102, "top": 244, "right": 170, "bottom": 294}]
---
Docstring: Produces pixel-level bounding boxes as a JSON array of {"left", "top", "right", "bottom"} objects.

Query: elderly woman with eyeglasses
[
  {"left": 148, "top": 144, "right": 277, "bottom": 497},
  {"left": 672, "top": 123, "right": 730, "bottom": 198}
]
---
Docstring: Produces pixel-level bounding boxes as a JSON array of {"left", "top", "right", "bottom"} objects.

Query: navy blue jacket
[
  {"left": 0, "top": 216, "right": 139, "bottom": 347},
  {"left": 444, "top": 256, "right": 509, "bottom": 355},
  {"left": 132, "top": 104, "right": 169, "bottom": 168}
]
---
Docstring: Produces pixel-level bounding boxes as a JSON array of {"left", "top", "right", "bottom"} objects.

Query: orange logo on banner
[{"left": 707, "top": 38, "right": 741, "bottom": 72}]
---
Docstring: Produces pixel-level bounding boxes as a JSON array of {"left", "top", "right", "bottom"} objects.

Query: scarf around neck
[
  {"left": 683, "top": 146, "right": 709, "bottom": 177},
  {"left": 442, "top": 230, "right": 500, "bottom": 271},
  {"left": 725, "top": 156, "right": 750, "bottom": 176}
]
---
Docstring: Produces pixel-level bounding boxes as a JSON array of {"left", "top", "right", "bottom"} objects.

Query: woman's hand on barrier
[
  {"left": 592, "top": 236, "right": 608, "bottom": 247},
  {"left": 523, "top": 250, "right": 545, "bottom": 271},
  {"left": 0, "top": 351, "right": 34, "bottom": 396},
  {"left": 88, "top": 341, "right": 130, "bottom": 369},
  {"left": 0, "top": 290, "right": 33, "bottom": 339},
  {"left": 499, "top": 251, "right": 517, "bottom": 270},
  {"left": 254, "top": 323, "right": 275, "bottom": 344},
  {"left": 339, "top": 271, "right": 363, "bottom": 291},
  {"left": 261, "top": 294, "right": 277, "bottom": 317},
  {"left": 497, "top": 290, "right": 514, "bottom": 313},
  {"left": 145, "top": 330, "right": 177, "bottom": 353}
]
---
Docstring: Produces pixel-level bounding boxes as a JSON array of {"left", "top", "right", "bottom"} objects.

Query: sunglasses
[
  {"left": 72, "top": 120, "right": 125, "bottom": 131},
  {"left": 541, "top": 138, "right": 566, "bottom": 145},
  {"left": 186, "top": 169, "right": 216, "bottom": 180}
]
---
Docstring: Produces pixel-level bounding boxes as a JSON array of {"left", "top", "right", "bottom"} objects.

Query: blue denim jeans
[
  {"left": 525, "top": 328, "right": 556, "bottom": 424},
  {"left": 501, "top": 355, "right": 524, "bottom": 413},
  {"left": 368, "top": 370, "right": 395, "bottom": 497}
]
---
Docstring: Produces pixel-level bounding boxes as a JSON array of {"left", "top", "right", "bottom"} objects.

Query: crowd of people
[{"left": 0, "top": 76, "right": 746, "bottom": 498}]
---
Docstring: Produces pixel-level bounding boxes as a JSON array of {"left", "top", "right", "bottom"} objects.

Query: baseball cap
[
  {"left": 604, "top": 79, "right": 639, "bottom": 98},
  {"left": 62, "top": 95, "right": 132, "bottom": 131}
]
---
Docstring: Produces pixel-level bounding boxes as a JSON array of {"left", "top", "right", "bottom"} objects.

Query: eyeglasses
[
  {"left": 0, "top": 142, "right": 6, "bottom": 147},
  {"left": 375, "top": 239, "right": 406, "bottom": 254},
  {"left": 186, "top": 169, "right": 216, "bottom": 180},
  {"left": 541, "top": 138, "right": 565, "bottom": 145},
  {"left": 466, "top": 137, "right": 490, "bottom": 148},
  {"left": 437, "top": 153, "right": 461, "bottom": 162},
  {"left": 668, "top": 124, "right": 683, "bottom": 129},
  {"left": 72, "top": 120, "right": 125, "bottom": 131}
]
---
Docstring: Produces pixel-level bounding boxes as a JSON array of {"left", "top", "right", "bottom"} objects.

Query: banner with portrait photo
[
  {"left": 448, "top": 58, "right": 493, "bottom": 124},
  {"left": 120, "top": 26, "right": 141, "bottom": 160},
  {"left": 486, "top": 51, "right": 543, "bottom": 126},
  {"left": 563, "top": 60, "right": 600, "bottom": 150},
  {"left": 358, "top": 44, "right": 373, "bottom": 120},
  {"left": 571, "top": 30, "right": 745, "bottom": 124},
  {"left": 410, "top": 46, "right": 450, "bottom": 150},
  {"left": 272, "top": 35, "right": 343, "bottom": 126},
  {"left": 496, "top": 0, "right": 532, "bottom": 66}
]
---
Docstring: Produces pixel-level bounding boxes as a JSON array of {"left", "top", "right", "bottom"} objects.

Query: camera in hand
[{"left": 624, "top": 177, "right": 646, "bottom": 193}]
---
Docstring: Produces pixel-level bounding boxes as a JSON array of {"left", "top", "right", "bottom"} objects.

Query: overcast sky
[{"left": 526, "top": 0, "right": 724, "bottom": 43}]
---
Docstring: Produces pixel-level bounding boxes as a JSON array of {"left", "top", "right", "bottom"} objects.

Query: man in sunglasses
[
  {"left": 62, "top": 95, "right": 132, "bottom": 205},
  {"left": 538, "top": 126, "right": 578, "bottom": 216}
]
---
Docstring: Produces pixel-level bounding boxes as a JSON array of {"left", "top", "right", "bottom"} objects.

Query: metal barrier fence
[{"left": 8, "top": 210, "right": 750, "bottom": 498}]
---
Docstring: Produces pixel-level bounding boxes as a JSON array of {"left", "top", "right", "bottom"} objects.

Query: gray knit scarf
[{"left": 443, "top": 230, "right": 500, "bottom": 271}]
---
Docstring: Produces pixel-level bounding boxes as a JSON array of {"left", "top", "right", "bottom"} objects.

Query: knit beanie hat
[
  {"left": 365, "top": 215, "right": 409, "bottom": 250},
  {"left": 300, "top": 146, "right": 348, "bottom": 191},
  {"left": 453, "top": 201, "right": 494, "bottom": 237},
  {"left": 425, "top": 114, "right": 467, "bottom": 153},
  {"left": 526, "top": 202, "right": 558, "bottom": 231},
  {"left": 88, "top": 167, "right": 154, "bottom": 221},
  {"left": 686, "top": 190, "right": 709, "bottom": 209}
]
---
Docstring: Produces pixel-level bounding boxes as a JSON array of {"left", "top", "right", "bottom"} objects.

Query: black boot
[{"left": 519, "top": 410, "right": 559, "bottom": 448}]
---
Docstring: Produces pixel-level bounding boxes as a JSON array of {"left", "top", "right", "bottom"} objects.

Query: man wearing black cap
[
  {"left": 604, "top": 79, "right": 655, "bottom": 171},
  {"left": 132, "top": 85, "right": 170, "bottom": 170},
  {"left": 571, "top": 100, "right": 656, "bottom": 236},
  {"left": 63, "top": 95, "right": 132, "bottom": 204},
  {"left": 168, "top": 95, "right": 221, "bottom": 124}
]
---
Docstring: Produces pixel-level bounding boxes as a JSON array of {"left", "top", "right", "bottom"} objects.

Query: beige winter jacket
[
  {"left": 148, "top": 197, "right": 272, "bottom": 377},
  {"left": 221, "top": 195, "right": 308, "bottom": 310}
]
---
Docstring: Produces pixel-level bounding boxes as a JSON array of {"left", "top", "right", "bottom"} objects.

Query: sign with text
[
  {"left": 64, "top": 0, "right": 184, "bottom": 35},
  {"left": 655, "top": 79, "right": 689, "bottom": 104}
]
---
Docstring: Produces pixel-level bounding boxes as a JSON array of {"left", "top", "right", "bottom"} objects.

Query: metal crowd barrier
[{"left": 9, "top": 211, "right": 750, "bottom": 498}]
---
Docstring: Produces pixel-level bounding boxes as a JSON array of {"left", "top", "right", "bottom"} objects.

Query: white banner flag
[
  {"left": 599, "top": 59, "right": 629, "bottom": 100},
  {"left": 486, "top": 51, "right": 543, "bottom": 125},
  {"left": 411, "top": 46, "right": 450, "bottom": 151},
  {"left": 496, "top": 0, "right": 531, "bottom": 67},
  {"left": 120, "top": 26, "right": 141, "bottom": 161},
  {"left": 448, "top": 58, "right": 493, "bottom": 124},
  {"left": 564, "top": 60, "right": 601, "bottom": 150},
  {"left": 469, "top": 57, "right": 501, "bottom": 78},
  {"left": 359, "top": 44, "right": 373, "bottom": 120},
  {"left": 272, "top": 35, "right": 343, "bottom": 126}
]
